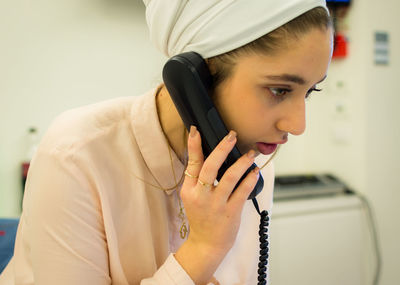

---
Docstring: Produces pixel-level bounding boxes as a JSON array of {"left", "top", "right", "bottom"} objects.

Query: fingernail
[
  {"left": 226, "top": 130, "right": 236, "bottom": 142},
  {"left": 190, "top": 125, "right": 197, "bottom": 138},
  {"left": 247, "top": 150, "right": 256, "bottom": 159}
]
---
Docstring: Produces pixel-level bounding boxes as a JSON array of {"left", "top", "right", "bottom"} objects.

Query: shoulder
[{"left": 39, "top": 96, "right": 142, "bottom": 157}]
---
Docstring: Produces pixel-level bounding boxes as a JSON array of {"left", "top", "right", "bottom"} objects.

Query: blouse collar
[{"left": 130, "top": 86, "right": 185, "bottom": 195}]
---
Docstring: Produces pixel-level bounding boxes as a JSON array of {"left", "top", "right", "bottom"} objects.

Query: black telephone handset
[{"left": 162, "top": 51, "right": 264, "bottom": 200}]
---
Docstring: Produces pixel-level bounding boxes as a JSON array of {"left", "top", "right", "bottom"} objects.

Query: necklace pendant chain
[
  {"left": 165, "top": 128, "right": 190, "bottom": 240},
  {"left": 180, "top": 222, "right": 188, "bottom": 239},
  {"left": 178, "top": 207, "right": 185, "bottom": 220}
]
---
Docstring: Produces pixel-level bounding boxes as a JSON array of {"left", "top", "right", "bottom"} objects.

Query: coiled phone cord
[
  {"left": 252, "top": 198, "right": 270, "bottom": 285},
  {"left": 250, "top": 146, "right": 278, "bottom": 284}
]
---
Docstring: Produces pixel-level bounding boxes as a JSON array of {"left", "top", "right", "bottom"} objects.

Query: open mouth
[{"left": 256, "top": 142, "right": 278, "bottom": 155}]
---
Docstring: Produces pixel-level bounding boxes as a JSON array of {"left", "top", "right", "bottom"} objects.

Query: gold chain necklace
[
  {"left": 167, "top": 132, "right": 189, "bottom": 239},
  {"left": 131, "top": 129, "right": 189, "bottom": 239}
]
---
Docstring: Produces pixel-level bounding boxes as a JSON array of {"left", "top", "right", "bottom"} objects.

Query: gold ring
[
  {"left": 198, "top": 178, "right": 212, "bottom": 188},
  {"left": 184, "top": 169, "right": 198, "bottom": 179},
  {"left": 188, "top": 159, "right": 201, "bottom": 166}
]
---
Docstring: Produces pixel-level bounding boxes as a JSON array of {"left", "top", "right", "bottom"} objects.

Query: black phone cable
[{"left": 252, "top": 198, "right": 270, "bottom": 285}]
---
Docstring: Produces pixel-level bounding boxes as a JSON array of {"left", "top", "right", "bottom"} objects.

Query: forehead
[{"left": 234, "top": 28, "right": 333, "bottom": 83}]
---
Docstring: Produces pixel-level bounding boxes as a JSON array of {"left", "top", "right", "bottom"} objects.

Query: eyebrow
[{"left": 265, "top": 74, "right": 327, "bottom": 85}]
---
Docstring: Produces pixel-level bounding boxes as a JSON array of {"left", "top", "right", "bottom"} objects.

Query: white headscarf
[{"left": 143, "top": 0, "right": 328, "bottom": 58}]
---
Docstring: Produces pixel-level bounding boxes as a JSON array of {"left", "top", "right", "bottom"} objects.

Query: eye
[
  {"left": 269, "top": 87, "right": 291, "bottom": 98},
  {"left": 305, "top": 87, "right": 322, "bottom": 99}
]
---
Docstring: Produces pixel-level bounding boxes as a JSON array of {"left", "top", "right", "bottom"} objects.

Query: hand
[
  {"left": 175, "top": 126, "right": 260, "bottom": 284},
  {"left": 183, "top": 126, "right": 259, "bottom": 253}
]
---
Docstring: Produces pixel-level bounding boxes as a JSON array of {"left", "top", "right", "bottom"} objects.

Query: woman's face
[{"left": 213, "top": 27, "right": 333, "bottom": 156}]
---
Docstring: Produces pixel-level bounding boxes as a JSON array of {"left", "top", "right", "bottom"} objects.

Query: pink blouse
[{"left": 0, "top": 88, "right": 274, "bottom": 284}]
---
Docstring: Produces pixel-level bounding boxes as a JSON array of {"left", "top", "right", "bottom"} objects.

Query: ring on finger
[
  {"left": 188, "top": 159, "right": 201, "bottom": 166},
  {"left": 198, "top": 178, "right": 213, "bottom": 189},
  {"left": 184, "top": 169, "right": 198, "bottom": 179}
]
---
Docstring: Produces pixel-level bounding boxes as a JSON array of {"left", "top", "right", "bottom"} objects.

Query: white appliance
[{"left": 269, "top": 194, "right": 370, "bottom": 285}]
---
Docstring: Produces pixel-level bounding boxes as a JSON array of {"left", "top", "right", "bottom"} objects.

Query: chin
[{"left": 236, "top": 143, "right": 257, "bottom": 156}]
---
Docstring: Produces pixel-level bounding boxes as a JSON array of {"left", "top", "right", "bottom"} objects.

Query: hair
[{"left": 207, "top": 7, "right": 333, "bottom": 88}]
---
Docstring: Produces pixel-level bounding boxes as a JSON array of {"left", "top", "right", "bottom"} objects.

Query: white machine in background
[{"left": 268, "top": 174, "right": 379, "bottom": 285}]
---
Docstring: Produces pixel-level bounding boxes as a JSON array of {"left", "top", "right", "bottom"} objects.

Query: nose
[{"left": 276, "top": 99, "right": 306, "bottom": 136}]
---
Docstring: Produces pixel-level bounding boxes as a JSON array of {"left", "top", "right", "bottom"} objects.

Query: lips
[
  {"left": 256, "top": 138, "right": 287, "bottom": 155},
  {"left": 256, "top": 142, "right": 278, "bottom": 155}
]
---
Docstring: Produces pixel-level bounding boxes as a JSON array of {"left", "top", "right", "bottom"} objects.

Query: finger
[
  {"left": 183, "top": 125, "right": 204, "bottom": 188},
  {"left": 197, "top": 130, "right": 237, "bottom": 186},
  {"left": 228, "top": 167, "right": 260, "bottom": 207},
  {"left": 216, "top": 150, "right": 256, "bottom": 200}
]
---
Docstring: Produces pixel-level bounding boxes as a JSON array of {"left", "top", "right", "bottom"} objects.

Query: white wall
[
  {"left": 364, "top": 1, "right": 400, "bottom": 283},
  {"left": 0, "top": 0, "right": 166, "bottom": 216},
  {"left": 1, "top": 0, "right": 399, "bottom": 283}
]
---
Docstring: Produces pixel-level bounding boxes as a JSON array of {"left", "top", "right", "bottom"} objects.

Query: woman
[{"left": 0, "top": 0, "right": 333, "bottom": 284}]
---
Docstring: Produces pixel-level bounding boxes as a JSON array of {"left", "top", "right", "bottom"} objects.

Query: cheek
[
  {"left": 213, "top": 79, "right": 279, "bottom": 139},
  {"left": 216, "top": 92, "right": 274, "bottom": 138},
  {"left": 214, "top": 91, "right": 250, "bottom": 126}
]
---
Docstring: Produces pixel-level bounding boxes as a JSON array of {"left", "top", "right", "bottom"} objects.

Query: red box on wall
[{"left": 332, "top": 33, "right": 347, "bottom": 59}]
